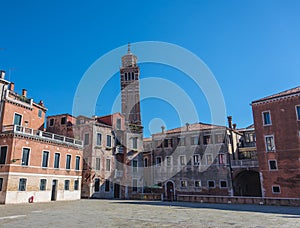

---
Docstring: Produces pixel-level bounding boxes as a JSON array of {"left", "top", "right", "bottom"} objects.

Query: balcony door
[{"left": 14, "top": 113, "right": 22, "bottom": 126}]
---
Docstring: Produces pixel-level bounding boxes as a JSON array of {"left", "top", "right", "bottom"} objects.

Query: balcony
[
  {"left": 231, "top": 159, "right": 259, "bottom": 168},
  {"left": 114, "top": 146, "right": 124, "bottom": 154},
  {"left": 5, "top": 90, "right": 33, "bottom": 108},
  {"left": 2, "top": 125, "right": 83, "bottom": 147}
]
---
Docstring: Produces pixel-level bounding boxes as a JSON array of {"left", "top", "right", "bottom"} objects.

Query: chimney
[
  {"left": 10, "top": 82, "right": 15, "bottom": 91},
  {"left": 227, "top": 116, "right": 233, "bottom": 129},
  {"left": 39, "top": 100, "right": 44, "bottom": 106},
  {"left": 233, "top": 123, "right": 237, "bottom": 130},
  {"left": 0, "top": 70, "right": 5, "bottom": 79},
  {"left": 186, "top": 123, "right": 189, "bottom": 131},
  {"left": 161, "top": 126, "right": 165, "bottom": 134},
  {"left": 22, "top": 89, "right": 27, "bottom": 97}
]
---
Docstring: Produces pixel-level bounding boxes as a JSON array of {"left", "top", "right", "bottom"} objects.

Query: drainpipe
[{"left": 227, "top": 116, "right": 235, "bottom": 196}]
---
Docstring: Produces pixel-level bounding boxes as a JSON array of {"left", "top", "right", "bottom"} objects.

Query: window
[
  {"left": 208, "top": 180, "right": 215, "bottom": 188},
  {"left": 272, "top": 185, "right": 281, "bottom": 194},
  {"left": 179, "top": 155, "right": 186, "bottom": 166},
  {"left": 156, "top": 157, "right": 162, "bottom": 166},
  {"left": 132, "top": 160, "right": 138, "bottom": 173},
  {"left": 116, "top": 118, "right": 121, "bottom": 130},
  {"left": 49, "top": 118, "right": 54, "bottom": 126},
  {"left": 106, "top": 135, "right": 112, "bottom": 147},
  {"left": 265, "top": 135, "right": 275, "bottom": 152},
  {"left": 64, "top": 180, "right": 70, "bottom": 190},
  {"left": 178, "top": 137, "right": 185, "bottom": 146},
  {"left": 296, "top": 106, "right": 300, "bottom": 120},
  {"left": 203, "top": 135, "right": 211, "bottom": 145},
  {"left": 215, "top": 134, "right": 224, "bottom": 144},
  {"left": 269, "top": 160, "right": 278, "bottom": 170},
  {"left": 14, "top": 113, "right": 22, "bottom": 126},
  {"left": 96, "top": 133, "right": 102, "bottom": 146},
  {"left": 105, "top": 179, "right": 110, "bottom": 192},
  {"left": 132, "top": 137, "right": 138, "bottom": 149},
  {"left": 40, "top": 179, "right": 47, "bottom": 191},
  {"left": 166, "top": 156, "right": 172, "bottom": 167},
  {"left": 54, "top": 153, "right": 60, "bottom": 168},
  {"left": 144, "top": 158, "right": 148, "bottom": 167},
  {"left": 61, "top": 117, "right": 66, "bottom": 125},
  {"left": 94, "top": 178, "right": 100, "bottom": 192},
  {"left": 180, "top": 180, "right": 187, "bottom": 188},
  {"left": 132, "top": 179, "right": 138, "bottom": 192},
  {"left": 191, "top": 136, "right": 199, "bottom": 145},
  {"left": 84, "top": 133, "right": 89, "bottom": 145},
  {"left": 220, "top": 180, "right": 227, "bottom": 188},
  {"left": 206, "top": 154, "right": 213, "bottom": 165},
  {"left": 96, "top": 158, "right": 100, "bottom": 171},
  {"left": 75, "top": 156, "right": 80, "bottom": 170},
  {"left": 194, "top": 180, "right": 201, "bottom": 188},
  {"left": 0, "top": 146, "right": 7, "bottom": 164},
  {"left": 263, "top": 111, "right": 271, "bottom": 125},
  {"left": 42, "top": 151, "right": 49, "bottom": 168},
  {"left": 66, "top": 155, "right": 71, "bottom": 170},
  {"left": 106, "top": 158, "right": 111, "bottom": 171},
  {"left": 38, "top": 109, "right": 42, "bottom": 118},
  {"left": 22, "top": 148, "right": 30, "bottom": 166},
  {"left": 193, "top": 154, "right": 200, "bottom": 166},
  {"left": 218, "top": 154, "right": 226, "bottom": 165},
  {"left": 74, "top": 180, "right": 79, "bottom": 190},
  {"left": 18, "top": 178, "right": 27, "bottom": 191},
  {"left": 0, "top": 178, "right": 3, "bottom": 191}
]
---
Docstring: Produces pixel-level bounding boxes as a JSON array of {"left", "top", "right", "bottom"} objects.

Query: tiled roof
[{"left": 252, "top": 86, "right": 300, "bottom": 104}]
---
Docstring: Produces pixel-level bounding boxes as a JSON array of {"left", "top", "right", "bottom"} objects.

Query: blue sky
[{"left": 1, "top": 0, "right": 300, "bottom": 137}]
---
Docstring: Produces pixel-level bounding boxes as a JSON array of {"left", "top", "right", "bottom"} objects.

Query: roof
[{"left": 252, "top": 86, "right": 300, "bottom": 104}]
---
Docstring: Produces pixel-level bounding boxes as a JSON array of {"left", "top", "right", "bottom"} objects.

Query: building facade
[{"left": 252, "top": 86, "right": 300, "bottom": 198}]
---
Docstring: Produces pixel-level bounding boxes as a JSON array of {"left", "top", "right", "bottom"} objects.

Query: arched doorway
[
  {"left": 165, "top": 181, "right": 175, "bottom": 201},
  {"left": 234, "top": 170, "right": 262, "bottom": 197}
]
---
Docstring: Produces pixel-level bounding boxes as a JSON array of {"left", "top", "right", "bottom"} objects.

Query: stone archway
[
  {"left": 233, "top": 170, "right": 262, "bottom": 197},
  {"left": 165, "top": 181, "right": 175, "bottom": 201}
]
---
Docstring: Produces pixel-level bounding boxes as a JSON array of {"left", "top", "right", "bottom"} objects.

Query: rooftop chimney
[
  {"left": 0, "top": 70, "right": 5, "bottom": 79},
  {"left": 161, "top": 126, "right": 165, "bottom": 134},
  {"left": 10, "top": 82, "right": 14, "bottom": 91},
  {"left": 22, "top": 89, "right": 27, "bottom": 97},
  {"left": 233, "top": 123, "right": 237, "bottom": 130},
  {"left": 39, "top": 100, "right": 44, "bottom": 106},
  {"left": 227, "top": 116, "right": 233, "bottom": 129},
  {"left": 186, "top": 123, "right": 190, "bottom": 131}
]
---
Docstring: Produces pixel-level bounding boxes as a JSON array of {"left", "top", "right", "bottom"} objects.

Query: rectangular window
[
  {"left": 40, "top": 179, "right": 47, "bottom": 191},
  {"left": 272, "top": 185, "right": 281, "bottom": 194},
  {"left": 208, "top": 180, "right": 215, "bottom": 188},
  {"left": 38, "top": 109, "right": 42, "bottom": 118},
  {"left": 144, "top": 158, "right": 148, "bottom": 167},
  {"left": 18, "top": 178, "right": 27, "bottom": 191},
  {"left": 203, "top": 135, "right": 211, "bottom": 145},
  {"left": 22, "top": 148, "right": 30, "bottom": 166},
  {"left": 49, "top": 118, "right": 54, "bottom": 126},
  {"left": 54, "top": 153, "right": 60, "bottom": 168},
  {"left": 96, "top": 158, "right": 100, "bottom": 171},
  {"left": 0, "top": 146, "right": 7, "bottom": 164},
  {"left": 215, "top": 134, "right": 224, "bottom": 144},
  {"left": 265, "top": 135, "right": 275, "bottom": 152},
  {"left": 61, "top": 117, "right": 66, "bottom": 125},
  {"left": 106, "top": 158, "right": 111, "bottom": 171},
  {"left": 14, "top": 113, "right": 22, "bottom": 126},
  {"left": 263, "top": 111, "right": 271, "bottom": 125},
  {"left": 105, "top": 179, "right": 110, "bottom": 192},
  {"left": 218, "top": 154, "right": 226, "bottom": 165},
  {"left": 194, "top": 180, "right": 201, "bottom": 188},
  {"left": 42, "top": 151, "right": 49, "bottom": 168},
  {"left": 179, "top": 137, "right": 185, "bottom": 146},
  {"left": 220, "top": 180, "right": 227, "bottom": 188},
  {"left": 296, "top": 106, "right": 300, "bottom": 120},
  {"left": 191, "top": 136, "right": 199, "bottom": 145},
  {"left": 193, "top": 154, "right": 200, "bottom": 166},
  {"left": 0, "top": 178, "right": 3, "bottom": 191},
  {"left": 94, "top": 178, "right": 100, "bottom": 192},
  {"left": 74, "top": 180, "right": 79, "bottom": 190},
  {"left": 132, "top": 179, "right": 138, "bottom": 192},
  {"left": 96, "top": 133, "right": 102, "bottom": 146},
  {"left": 132, "top": 137, "right": 138, "bottom": 149},
  {"left": 269, "top": 160, "right": 278, "bottom": 170},
  {"left": 116, "top": 118, "right": 121, "bottom": 130},
  {"left": 156, "top": 157, "right": 162, "bottom": 166},
  {"left": 75, "top": 156, "right": 80, "bottom": 170},
  {"left": 132, "top": 160, "right": 138, "bottom": 173},
  {"left": 179, "top": 155, "right": 186, "bottom": 166},
  {"left": 166, "top": 156, "right": 172, "bottom": 167},
  {"left": 106, "top": 135, "right": 112, "bottom": 147},
  {"left": 66, "top": 155, "right": 71, "bottom": 170},
  {"left": 64, "top": 180, "right": 70, "bottom": 190},
  {"left": 84, "top": 133, "right": 89, "bottom": 145},
  {"left": 181, "top": 180, "right": 187, "bottom": 188},
  {"left": 206, "top": 154, "right": 213, "bottom": 165}
]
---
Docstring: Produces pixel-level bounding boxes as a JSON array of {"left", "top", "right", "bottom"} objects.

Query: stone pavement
[{"left": 0, "top": 199, "right": 299, "bottom": 227}]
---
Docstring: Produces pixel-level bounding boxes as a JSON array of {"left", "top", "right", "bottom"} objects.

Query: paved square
[{"left": 0, "top": 200, "right": 299, "bottom": 227}]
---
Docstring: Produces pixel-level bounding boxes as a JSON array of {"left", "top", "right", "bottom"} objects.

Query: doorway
[
  {"left": 51, "top": 180, "right": 58, "bottom": 201},
  {"left": 114, "top": 183, "right": 120, "bottom": 198},
  {"left": 166, "top": 181, "right": 175, "bottom": 201}
]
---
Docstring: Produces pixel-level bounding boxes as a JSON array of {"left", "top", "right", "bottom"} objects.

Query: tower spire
[{"left": 127, "top": 42, "right": 131, "bottom": 54}]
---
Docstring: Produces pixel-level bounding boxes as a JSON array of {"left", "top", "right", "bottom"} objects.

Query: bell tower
[{"left": 120, "top": 43, "right": 142, "bottom": 133}]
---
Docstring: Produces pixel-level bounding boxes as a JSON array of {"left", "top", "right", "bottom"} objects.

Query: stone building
[
  {"left": 0, "top": 70, "right": 83, "bottom": 204},
  {"left": 252, "top": 86, "right": 300, "bottom": 198}
]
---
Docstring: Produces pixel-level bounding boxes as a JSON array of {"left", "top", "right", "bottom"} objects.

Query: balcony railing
[
  {"left": 2, "top": 125, "right": 83, "bottom": 147},
  {"left": 231, "top": 159, "right": 259, "bottom": 168},
  {"left": 5, "top": 90, "right": 33, "bottom": 108}
]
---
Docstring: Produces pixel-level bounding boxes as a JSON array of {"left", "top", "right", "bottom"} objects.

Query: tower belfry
[{"left": 120, "top": 43, "right": 142, "bottom": 133}]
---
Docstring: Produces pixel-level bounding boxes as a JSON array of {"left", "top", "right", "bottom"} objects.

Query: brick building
[
  {"left": 252, "top": 86, "right": 300, "bottom": 198},
  {"left": 0, "top": 70, "right": 83, "bottom": 204}
]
